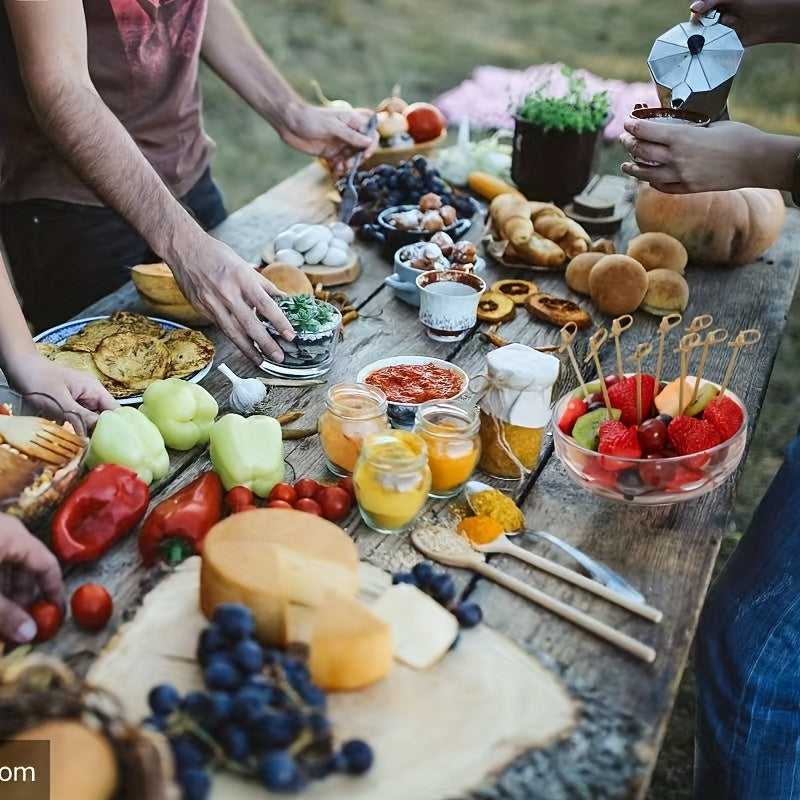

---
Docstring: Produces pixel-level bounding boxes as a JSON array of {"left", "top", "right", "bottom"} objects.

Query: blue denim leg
[{"left": 695, "top": 434, "right": 800, "bottom": 799}]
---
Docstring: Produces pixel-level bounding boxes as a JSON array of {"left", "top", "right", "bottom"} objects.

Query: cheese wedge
[
  {"left": 308, "top": 590, "right": 393, "bottom": 691},
  {"left": 372, "top": 582, "right": 459, "bottom": 669},
  {"left": 200, "top": 509, "right": 360, "bottom": 644}
]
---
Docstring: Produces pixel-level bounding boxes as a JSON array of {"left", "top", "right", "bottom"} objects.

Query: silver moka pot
[{"left": 647, "top": 9, "right": 744, "bottom": 121}]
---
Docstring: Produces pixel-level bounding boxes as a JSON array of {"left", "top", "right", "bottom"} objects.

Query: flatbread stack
[{"left": 37, "top": 311, "right": 215, "bottom": 398}]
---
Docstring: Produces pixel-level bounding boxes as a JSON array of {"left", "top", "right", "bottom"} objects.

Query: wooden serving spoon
[{"left": 411, "top": 529, "right": 657, "bottom": 664}]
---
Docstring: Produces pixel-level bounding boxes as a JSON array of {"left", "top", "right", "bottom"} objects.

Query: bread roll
[
  {"left": 640, "top": 268, "right": 690, "bottom": 315},
  {"left": 490, "top": 192, "right": 535, "bottom": 246},
  {"left": 626, "top": 232, "right": 688, "bottom": 273},
  {"left": 258, "top": 263, "right": 315, "bottom": 295},
  {"left": 588, "top": 254, "right": 648, "bottom": 315},
  {"left": 565, "top": 251, "right": 605, "bottom": 295}
]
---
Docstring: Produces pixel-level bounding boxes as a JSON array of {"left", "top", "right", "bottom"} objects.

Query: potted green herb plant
[
  {"left": 258, "top": 294, "right": 342, "bottom": 378},
  {"left": 511, "top": 67, "right": 610, "bottom": 206}
]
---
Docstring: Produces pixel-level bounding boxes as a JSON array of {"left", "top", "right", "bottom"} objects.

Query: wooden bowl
[{"left": 362, "top": 131, "right": 448, "bottom": 170}]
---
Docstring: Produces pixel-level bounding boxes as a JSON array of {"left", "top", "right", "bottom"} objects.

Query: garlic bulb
[{"left": 217, "top": 363, "right": 267, "bottom": 414}]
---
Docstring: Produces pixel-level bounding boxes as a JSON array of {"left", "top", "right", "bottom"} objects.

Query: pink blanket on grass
[{"left": 433, "top": 63, "right": 660, "bottom": 141}]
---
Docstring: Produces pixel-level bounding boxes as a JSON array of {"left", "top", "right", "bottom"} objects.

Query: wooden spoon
[{"left": 411, "top": 529, "right": 656, "bottom": 663}]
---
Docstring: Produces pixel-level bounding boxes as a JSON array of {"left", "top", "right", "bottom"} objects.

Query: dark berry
[
  {"left": 177, "top": 768, "right": 211, "bottom": 800},
  {"left": 233, "top": 639, "right": 264, "bottom": 673},
  {"left": 211, "top": 603, "right": 256, "bottom": 640},
  {"left": 204, "top": 657, "right": 242, "bottom": 692},
  {"left": 142, "top": 714, "right": 168, "bottom": 731},
  {"left": 295, "top": 682, "right": 326, "bottom": 710},
  {"left": 147, "top": 683, "right": 180, "bottom": 715},
  {"left": 207, "top": 691, "right": 234, "bottom": 725},
  {"left": 250, "top": 712, "right": 302, "bottom": 749},
  {"left": 196, "top": 623, "right": 227, "bottom": 665},
  {"left": 411, "top": 561, "right": 435, "bottom": 588},
  {"left": 221, "top": 724, "right": 251, "bottom": 761},
  {"left": 656, "top": 413, "right": 673, "bottom": 426},
  {"left": 258, "top": 751, "right": 305, "bottom": 792},
  {"left": 340, "top": 739, "right": 374, "bottom": 775},
  {"left": 429, "top": 573, "right": 457, "bottom": 605},
  {"left": 180, "top": 691, "right": 213, "bottom": 721},
  {"left": 308, "top": 712, "right": 331, "bottom": 737},
  {"left": 391, "top": 571, "right": 417, "bottom": 586},
  {"left": 170, "top": 737, "right": 208, "bottom": 771},
  {"left": 233, "top": 686, "right": 268, "bottom": 723},
  {"left": 454, "top": 602, "right": 483, "bottom": 628}
]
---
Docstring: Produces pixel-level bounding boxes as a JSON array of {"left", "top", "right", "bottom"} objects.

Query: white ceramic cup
[{"left": 415, "top": 269, "right": 486, "bottom": 342}]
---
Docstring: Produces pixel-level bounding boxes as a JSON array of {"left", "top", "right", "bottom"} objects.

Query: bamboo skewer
[
  {"left": 610, "top": 315, "right": 634, "bottom": 379},
  {"left": 688, "top": 327, "right": 729, "bottom": 405},
  {"left": 630, "top": 342, "right": 653, "bottom": 425},
  {"left": 558, "top": 322, "right": 588, "bottom": 398},
  {"left": 584, "top": 328, "right": 612, "bottom": 409},
  {"left": 655, "top": 313, "right": 682, "bottom": 388},
  {"left": 719, "top": 329, "right": 762, "bottom": 398},
  {"left": 675, "top": 332, "right": 701, "bottom": 414}
]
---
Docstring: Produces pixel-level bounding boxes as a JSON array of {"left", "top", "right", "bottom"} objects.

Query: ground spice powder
[{"left": 468, "top": 489, "right": 525, "bottom": 532}]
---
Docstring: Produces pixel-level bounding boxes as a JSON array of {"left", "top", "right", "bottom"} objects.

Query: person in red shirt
[{"left": 0, "top": 0, "right": 375, "bottom": 363}]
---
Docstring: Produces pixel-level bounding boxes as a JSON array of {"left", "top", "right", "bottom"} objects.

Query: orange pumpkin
[{"left": 634, "top": 185, "right": 786, "bottom": 267}]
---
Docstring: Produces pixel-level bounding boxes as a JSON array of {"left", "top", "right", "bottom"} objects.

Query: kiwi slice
[
  {"left": 573, "top": 379, "right": 602, "bottom": 398},
  {"left": 571, "top": 406, "right": 622, "bottom": 451},
  {"left": 684, "top": 382, "right": 719, "bottom": 417}
]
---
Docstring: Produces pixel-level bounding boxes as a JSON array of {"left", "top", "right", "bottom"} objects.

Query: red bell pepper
[
  {"left": 51, "top": 463, "right": 150, "bottom": 563},
  {"left": 138, "top": 471, "right": 224, "bottom": 566}
]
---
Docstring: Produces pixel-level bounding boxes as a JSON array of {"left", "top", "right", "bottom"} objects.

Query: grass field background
[{"left": 201, "top": 2, "right": 800, "bottom": 796}]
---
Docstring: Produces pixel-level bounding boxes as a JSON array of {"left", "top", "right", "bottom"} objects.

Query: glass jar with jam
[
  {"left": 412, "top": 400, "right": 481, "bottom": 498},
  {"left": 318, "top": 383, "right": 390, "bottom": 476},
  {"left": 353, "top": 430, "right": 431, "bottom": 534}
]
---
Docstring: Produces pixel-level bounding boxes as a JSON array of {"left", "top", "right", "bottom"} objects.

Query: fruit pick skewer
[
  {"left": 630, "top": 341, "right": 654, "bottom": 425},
  {"left": 718, "top": 329, "right": 762, "bottom": 399},
  {"left": 685, "top": 314, "right": 713, "bottom": 337},
  {"left": 675, "top": 332, "right": 702, "bottom": 414},
  {"left": 688, "top": 327, "right": 729, "bottom": 406},
  {"left": 610, "top": 314, "right": 634, "bottom": 379},
  {"left": 654, "top": 313, "right": 682, "bottom": 388},
  {"left": 583, "top": 327, "right": 612, "bottom": 410},
  {"left": 558, "top": 321, "right": 589, "bottom": 399}
]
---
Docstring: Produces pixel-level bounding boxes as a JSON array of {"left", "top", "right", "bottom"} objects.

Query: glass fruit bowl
[
  {"left": 551, "top": 387, "right": 748, "bottom": 505},
  {"left": 0, "top": 387, "right": 89, "bottom": 528}
]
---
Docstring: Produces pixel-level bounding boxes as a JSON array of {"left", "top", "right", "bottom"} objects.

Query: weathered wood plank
[{"left": 43, "top": 164, "right": 800, "bottom": 800}]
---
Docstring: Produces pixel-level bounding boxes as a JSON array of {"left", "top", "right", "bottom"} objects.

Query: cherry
[{"left": 637, "top": 418, "right": 668, "bottom": 454}]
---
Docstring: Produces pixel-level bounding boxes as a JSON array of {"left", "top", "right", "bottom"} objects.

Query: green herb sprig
[
  {"left": 515, "top": 67, "right": 610, "bottom": 134},
  {"left": 275, "top": 294, "right": 336, "bottom": 334}
]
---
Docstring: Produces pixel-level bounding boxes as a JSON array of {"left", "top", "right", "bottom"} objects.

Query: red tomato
[
  {"left": 316, "top": 486, "right": 352, "bottom": 522},
  {"left": 337, "top": 476, "right": 356, "bottom": 500},
  {"left": 293, "top": 478, "right": 321, "bottom": 500},
  {"left": 71, "top": 584, "right": 113, "bottom": 631},
  {"left": 403, "top": 102, "right": 446, "bottom": 143},
  {"left": 269, "top": 482, "right": 298, "bottom": 505},
  {"left": 294, "top": 497, "right": 323, "bottom": 516},
  {"left": 233, "top": 504, "right": 259, "bottom": 513},
  {"left": 225, "top": 486, "right": 255, "bottom": 513},
  {"left": 29, "top": 601, "right": 63, "bottom": 642},
  {"left": 266, "top": 499, "right": 293, "bottom": 509}
]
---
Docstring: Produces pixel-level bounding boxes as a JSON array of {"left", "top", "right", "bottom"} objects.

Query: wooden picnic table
[{"left": 44, "top": 162, "right": 800, "bottom": 799}]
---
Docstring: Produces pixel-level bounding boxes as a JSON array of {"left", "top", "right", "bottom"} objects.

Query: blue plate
[{"left": 34, "top": 315, "right": 214, "bottom": 405}]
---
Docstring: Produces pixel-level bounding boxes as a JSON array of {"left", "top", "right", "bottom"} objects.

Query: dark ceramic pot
[{"left": 511, "top": 117, "right": 605, "bottom": 206}]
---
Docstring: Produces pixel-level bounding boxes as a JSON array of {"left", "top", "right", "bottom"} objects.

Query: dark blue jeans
[
  {"left": 0, "top": 168, "right": 227, "bottom": 333},
  {"left": 694, "top": 432, "right": 800, "bottom": 798}
]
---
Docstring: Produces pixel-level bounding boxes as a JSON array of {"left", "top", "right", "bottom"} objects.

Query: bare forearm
[
  {"left": 201, "top": 0, "right": 303, "bottom": 131},
  {"left": 0, "top": 259, "right": 38, "bottom": 374},
  {"left": 29, "top": 79, "right": 198, "bottom": 263}
]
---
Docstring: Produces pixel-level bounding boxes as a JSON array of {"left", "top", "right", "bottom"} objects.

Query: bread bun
[
  {"left": 258, "top": 263, "right": 314, "bottom": 295},
  {"left": 565, "top": 251, "right": 605, "bottom": 295},
  {"left": 626, "top": 232, "right": 688, "bottom": 273},
  {"left": 588, "top": 254, "right": 648, "bottom": 315},
  {"left": 640, "top": 268, "right": 690, "bottom": 316}
]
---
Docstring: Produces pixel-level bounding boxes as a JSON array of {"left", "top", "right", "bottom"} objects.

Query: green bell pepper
[
  {"left": 87, "top": 406, "right": 170, "bottom": 485},
  {"left": 209, "top": 413, "right": 284, "bottom": 497},
  {"left": 140, "top": 378, "right": 218, "bottom": 451}
]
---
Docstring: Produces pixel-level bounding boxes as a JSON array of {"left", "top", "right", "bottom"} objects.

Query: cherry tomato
[
  {"left": 71, "top": 584, "right": 113, "bottom": 631},
  {"left": 29, "top": 601, "right": 63, "bottom": 642},
  {"left": 233, "top": 504, "right": 259, "bottom": 513},
  {"left": 337, "top": 476, "right": 356, "bottom": 500},
  {"left": 316, "top": 486, "right": 352, "bottom": 522},
  {"left": 293, "top": 478, "right": 321, "bottom": 500},
  {"left": 225, "top": 486, "right": 255, "bottom": 513},
  {"left": 266, "top": 499, "right": 293, "bottom": 509},
  {"left": 403, "top": 102, "right": 445, "bottom": 143},
  {"left": 294, "top": 497, "right": 323, "bottom": 516},
  {"left": 269, "top": 482, "right": 298, "bottom": 506}
]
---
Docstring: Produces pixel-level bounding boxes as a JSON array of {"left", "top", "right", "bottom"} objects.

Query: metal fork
[
  {"left": 0, "top": 415, "right": 86, "bottom": 465},
  {"left": 337, "top": 113, "right": 378, "bottom": 224}
]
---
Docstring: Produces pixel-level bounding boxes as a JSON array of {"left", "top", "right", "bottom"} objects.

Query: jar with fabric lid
[
  {"left": 353, "top": 430, "right": 431, "bottom": 534},
  {"left": 412, "top": 400, "right": 481, "bottom": 498},
  {"left": 318, "top": 382, "right": 390, "bottom": 476},
  {"left": 476, "top": 343, "right": 560, "bottom": 479}
]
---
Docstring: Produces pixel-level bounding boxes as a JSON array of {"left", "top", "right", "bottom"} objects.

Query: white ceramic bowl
[{"left": 356, "top": 356, "right": 469, "bottom": 429}]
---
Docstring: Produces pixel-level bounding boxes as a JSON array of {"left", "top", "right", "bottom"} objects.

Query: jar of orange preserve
[
  {"left": 319, "top": 382, "right": 390, "bottom": 476},
  {"left": 413, "top": 400, "right": 480, "bottom": 498}
]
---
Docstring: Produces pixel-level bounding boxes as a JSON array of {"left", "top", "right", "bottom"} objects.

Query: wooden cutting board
[
  {"left": 88, "top": 558, "right": 578, "bottom": 800},
  {"left": 261, "top": 247, "right": 361, "bottom": 287}
]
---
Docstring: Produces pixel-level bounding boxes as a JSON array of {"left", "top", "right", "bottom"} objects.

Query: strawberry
[
  {"left": 702, "top": 395, "right": 744, "bottom": 441},
  {"left": 557, "top": 396, "right": 588, "bottom": 435},
  {"left": 606, "top": 374, "right": 656, "bottom": 427},
  {"left": 667, "top": 416, "right": 722, "bottom": 456},
  {"left": 598, "top": 420, "right": 642, "bottom": 469}
]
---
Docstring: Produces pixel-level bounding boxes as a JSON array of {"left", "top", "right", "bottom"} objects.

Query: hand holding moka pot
[{"left": 648, "top": 9, "right": 744, "bottom": 121}]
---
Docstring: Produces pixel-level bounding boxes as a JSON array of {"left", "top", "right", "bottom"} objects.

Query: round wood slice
[{"left": 261, "top": 247, "right": 360, "bottom": 287}]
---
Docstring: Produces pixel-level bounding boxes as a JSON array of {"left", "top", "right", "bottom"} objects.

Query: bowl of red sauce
[{"left": 356, "top": 356, "right": 469, "bottom": 429}]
